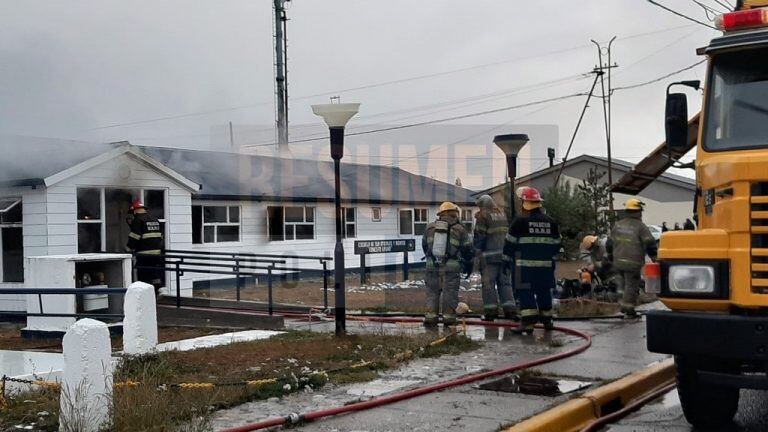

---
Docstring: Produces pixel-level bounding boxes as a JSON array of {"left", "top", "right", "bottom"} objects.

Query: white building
[
  {"left": 479, "top": 154, "right": 696, "bottom": 227},
  {"left": 0, "top": 139, "right": 477, "bottom": 312}
]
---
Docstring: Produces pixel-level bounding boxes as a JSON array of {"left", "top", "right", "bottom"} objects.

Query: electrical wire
[
  {"left": 645, "top": 0, "right": 718, "bottom": 29},
  {"left": 613, "top": 59, "right": 707, "bottom": 91},
  {"left": 82, "top": 24, "right": 701, "bottom": 132}
]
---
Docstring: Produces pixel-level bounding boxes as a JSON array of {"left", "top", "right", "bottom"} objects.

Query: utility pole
[
  {"left": 591, "top": 37, "right": 618, "bottom": 223},
  {"left": 274, "top": 0, "right": 290, "bottom": 156}
]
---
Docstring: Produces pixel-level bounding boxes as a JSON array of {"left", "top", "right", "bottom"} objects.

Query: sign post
[{"left": 354, "top": 239, "right": 416, "bottom": 283}]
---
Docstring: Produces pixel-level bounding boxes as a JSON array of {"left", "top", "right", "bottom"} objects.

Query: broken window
[
  {"left": 0, "top": 198, "right": 23, "bottom": 282},
  {"left": 267, "top": 206, "right": 315, "bottom": 241},
  {"left": 192, "top": 205, "right": 241, "bottom": 243}
]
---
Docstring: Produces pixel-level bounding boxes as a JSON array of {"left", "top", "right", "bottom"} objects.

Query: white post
[
  {"left": 60, "top": 319, "right": 113, "bottom": 432},
  {"left": 122, "top": 281, "right": 158, "bottom": 356}
]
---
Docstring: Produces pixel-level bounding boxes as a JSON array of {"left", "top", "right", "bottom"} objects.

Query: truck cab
[{"left": 646, "top": 2, "right": 768, "bottom": 428}]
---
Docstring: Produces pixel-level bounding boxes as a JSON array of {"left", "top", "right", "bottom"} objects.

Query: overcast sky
[{"left": 0, "top": 0, "right": 726, "bottom": 184}]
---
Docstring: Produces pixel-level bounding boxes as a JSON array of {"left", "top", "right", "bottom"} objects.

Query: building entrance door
[{"left": 104, "top": 188, "right": 138, "bottom": 253}]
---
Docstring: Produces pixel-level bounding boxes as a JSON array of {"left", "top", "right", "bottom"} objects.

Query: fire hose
[{"left": 220, "top": 316, "right": 592, "bottom": 432}]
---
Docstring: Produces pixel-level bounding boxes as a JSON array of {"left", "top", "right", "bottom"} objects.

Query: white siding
[
  {"left": 47, "top": 153, "right": 195, "bottom": 297},
  {"left": 0, "top": 186, "right": 47, "bottom": 310}
]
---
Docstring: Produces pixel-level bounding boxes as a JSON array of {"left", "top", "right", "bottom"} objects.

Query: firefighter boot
[{"left": 482, "top": 305, "right": 498, "bottom": 322}]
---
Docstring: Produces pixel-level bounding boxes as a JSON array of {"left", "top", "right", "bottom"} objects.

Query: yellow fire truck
[{"left": 640, "top": 0, "right": 768, "bottom": 428}]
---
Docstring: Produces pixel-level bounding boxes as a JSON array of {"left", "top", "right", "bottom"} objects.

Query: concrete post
[
  {"left": 60, "top": 319, "right": 113, "bottom": 432},
  {"left": 122, "top": 281, "right": 158, "bottom": 356}
]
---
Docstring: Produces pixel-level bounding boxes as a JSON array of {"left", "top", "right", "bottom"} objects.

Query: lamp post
[
  {"left": 493, "top": 134, "right": 529, "bottom": 219},
  {"left": 312, "top": 102, "right": 360, "bottom": 335}
]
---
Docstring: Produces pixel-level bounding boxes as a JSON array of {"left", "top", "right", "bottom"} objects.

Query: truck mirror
[{"left": 665, "top": 92, "right": 689, "bottom": 153}]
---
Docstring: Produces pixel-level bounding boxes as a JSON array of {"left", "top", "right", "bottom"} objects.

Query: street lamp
[
  {"left": 493, "top": 134, "right": 529, "bottom": 219},
  {"left": 312, "top": 102, "right": 360, "bottom": 335}
]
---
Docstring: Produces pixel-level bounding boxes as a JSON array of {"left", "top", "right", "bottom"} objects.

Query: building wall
[
  {"left": 44, "top": 153, "right": 194, "bottom": 297},
  {"left": 0, "top": 186, "right": 47, "bottom": 310},
  {"left": 488, "top": 161, "right": 696, "bottom": 228}
]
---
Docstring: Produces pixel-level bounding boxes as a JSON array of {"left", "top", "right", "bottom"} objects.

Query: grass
[{"left": 1, "top": 330, "right": 479, "bottom": 431}]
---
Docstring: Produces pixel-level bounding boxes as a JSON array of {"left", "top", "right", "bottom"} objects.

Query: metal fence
[{"left": 136, "top": 249, "right": 332, "bottom": 314}]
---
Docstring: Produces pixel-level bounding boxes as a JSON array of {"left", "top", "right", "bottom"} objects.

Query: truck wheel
[{"left": 675, "top": 356, "right": 739, "bottom": 429}]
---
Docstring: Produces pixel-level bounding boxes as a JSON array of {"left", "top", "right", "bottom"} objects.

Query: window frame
[
  {"left": 193, "top": 204, "right": 242, "bottom": 244},
  {"left": 0, "top": 197, "right": 23, "bottom": 282},
  {"left": 77, "top": 187, "right": 168, "bottom": 253},
  {"left": 461, "top": 209, "right": 473, "bottom": 232},
  {"left": 371, "top": 207, "right": 382, "bottom": 222},
  {"left": 399, "top": 208, "right": 429, "bottom": 236},
  {"left": 342, "top": 207, "right": 356, "bottom": 239},
  {"left": 266, "top": 205, "right": 316, "bottom": 242}
]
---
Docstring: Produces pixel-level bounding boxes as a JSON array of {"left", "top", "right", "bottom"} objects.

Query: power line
[
  {"left": 613, "top": 59, "right": 707, "bottom": 91},
  {"left": 83, "top": 24, "right": 698, "bottom": 132},
  {"left": 645, "top": 0, "right": 718, "bottom": 29}
]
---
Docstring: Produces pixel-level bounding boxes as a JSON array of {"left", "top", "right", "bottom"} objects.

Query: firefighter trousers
[
  {"left": 425, "top": 267, "right": 460, "bottom": 324},
  {"left": 515, "top": 276, "right": 554, "bottom": 325},
  {"left": 616, "top": 269, "right": 642, "bottom": 313},
  {"left": 480, "top": 261, "right": 516, "bottom": 316}
]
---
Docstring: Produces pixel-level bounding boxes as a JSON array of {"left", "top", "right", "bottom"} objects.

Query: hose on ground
[
  {"left": 578, "top": 381, "right": 677, "bottom": 432},
  {"left": 220, "top": 317, "right": 592, "bottom": 432}
]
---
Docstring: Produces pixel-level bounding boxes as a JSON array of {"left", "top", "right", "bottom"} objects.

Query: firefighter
[
  {"left": 503, "top": 187, "right": 561, "bottom": 334},
  {"left": 126, "top": 199, "right": 164, "bottom": 292},
  {"left": 473, "top": 194, "right": 517, "bottom": 321},
  {"left": 422, "top": 202, "right": 474, "bottom": 327},
  {"left": 606, "top": 198, "right": 657, "bottom": 318}
]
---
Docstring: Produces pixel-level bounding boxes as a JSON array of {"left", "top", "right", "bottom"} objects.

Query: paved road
[
  {"left": 606, "top": 388, "right": 768, "bottom": 431},
  {"left": 211, "top": 318, "right": 667, "bottom": 431}
]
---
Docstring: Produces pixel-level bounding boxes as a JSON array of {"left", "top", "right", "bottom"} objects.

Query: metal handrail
[
  {"left": 163, "top": 248, "right": 331, "bottom": 262},
  {"left": 0, "top": 288, "right": 127, "bottom": 295}
]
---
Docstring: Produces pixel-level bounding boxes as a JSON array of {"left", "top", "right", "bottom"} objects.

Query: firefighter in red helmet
[{"left": 503, "top": 187, "right": 561, "bottom": 334}]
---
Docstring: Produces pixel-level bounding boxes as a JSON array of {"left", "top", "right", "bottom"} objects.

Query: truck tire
[{"left": 675, "top": 355, "right": 739, "bottom": 429}]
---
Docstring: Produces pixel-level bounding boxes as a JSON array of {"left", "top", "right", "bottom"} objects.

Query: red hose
[{"left": 220, "top": 318, "right": 592, "bottom": 432}]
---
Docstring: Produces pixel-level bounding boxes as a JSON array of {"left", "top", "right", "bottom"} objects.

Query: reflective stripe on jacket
[
  {"left": 127, "top": 212, "right": 164, "bottom": 254},
  {"left": 502, "top": 208, "right": 561, "bottom": 283},
  {"left": 473, "top": 209, "right": 508, "bottom": 263}
]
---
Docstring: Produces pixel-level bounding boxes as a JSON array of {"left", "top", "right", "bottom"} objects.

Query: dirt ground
[
  {"left": 195, "top": 261, "right": 586, "bottom": 313},
  {"left": 0, "top": 325, "right": 231, "bottom": 352},
  {"left": 2, "top": 331, "right": 478, "bottom": 432}
]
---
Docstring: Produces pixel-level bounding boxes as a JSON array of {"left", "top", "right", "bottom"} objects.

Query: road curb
[{"left": 502, "top": 357, "right": 675, "bottom": 432}]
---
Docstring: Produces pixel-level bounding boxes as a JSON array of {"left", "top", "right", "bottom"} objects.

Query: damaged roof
[
  {"left": 0, "top": 137, "right": 476, "bottom": 205},
  {"left": 141, "top": 146, "right": 476, "bottom": 205}
]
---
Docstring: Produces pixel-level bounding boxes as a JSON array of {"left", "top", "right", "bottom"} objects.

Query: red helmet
[
  {"left": 521, "top": 187, "right": 542, "bottom": 202},
  {"left": 130, "top": 199, "right": 145, "bottom": 211}
]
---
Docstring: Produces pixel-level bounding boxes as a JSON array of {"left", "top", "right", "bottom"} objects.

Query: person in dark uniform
[
  {"left": 503, "top": 187, "right": 561, "bottom": 335},
  {"left": 126, "top": 199, "right": 164, "bottom": 292},
  {"left": 422, "top": 202, "right": 474, "bottom": 327}
]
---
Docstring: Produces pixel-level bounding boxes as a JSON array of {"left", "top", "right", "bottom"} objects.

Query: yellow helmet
[
  {"left": 455, "top": 302, "right": 472, "bottom": 314},
  {"left": 624, "top": 198, "right": 645, "bottom": 211},
  {"left": 580, "top": 235, "right": 598, "bottom": 250},
  {"left": 437, "top": 201, "right": 460, "bottom": 215}
]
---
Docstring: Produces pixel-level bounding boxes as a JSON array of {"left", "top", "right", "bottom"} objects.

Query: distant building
[
  {"left": 0, "top": 138, "right": 477, "bottom": 311},
  {"left": 478, "top": 154, "right": 696, "bottom": 226}
]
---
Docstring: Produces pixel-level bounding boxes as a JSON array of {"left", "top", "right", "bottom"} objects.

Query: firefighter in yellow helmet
[
  {"left": 422, "top": 202, "right": 474, "bottom": 327},
  {"left": 607, "top": 198, "right": 657, "bottom": 318}
]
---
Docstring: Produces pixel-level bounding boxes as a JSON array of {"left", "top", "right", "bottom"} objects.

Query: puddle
[
  {"left": 651, "top": 388, "right": 680, "bottom": 408},
  {"left": 156, "top": 329, "right": 283, "bottom": 352},
  {"left": 346, "top": 379, "right": 422, "bottom": 397},
  {"left": 478, "top": 374, "right": 592, "bottom": 396}
]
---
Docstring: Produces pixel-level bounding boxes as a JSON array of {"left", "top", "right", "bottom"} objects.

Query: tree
[
  {"left": 577, "top": 166, "right": 612, "bottom": 236},
  {"left": 542, "top": 181, "right": 590, "bottom": 258}
]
